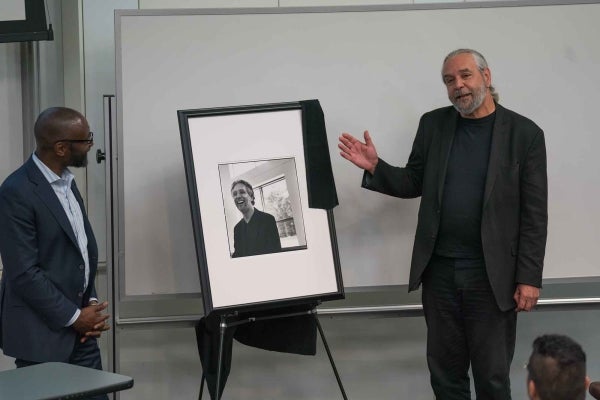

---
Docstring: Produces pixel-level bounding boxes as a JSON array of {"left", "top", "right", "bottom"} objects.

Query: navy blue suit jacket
[{"left": 0, "top": 157, "right": 98, "bottom": 362}]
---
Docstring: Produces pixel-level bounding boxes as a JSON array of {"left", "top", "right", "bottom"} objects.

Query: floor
[{"left": 113, "top": 307, "right": 599, "bottom": 399}]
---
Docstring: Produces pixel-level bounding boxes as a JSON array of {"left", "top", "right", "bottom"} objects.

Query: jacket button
[
  {"left": 79, "top": 265, "right": 84, "bottom": 270},
  {"left": 78, "top": 292, "right": 83, "bottom": 297}
]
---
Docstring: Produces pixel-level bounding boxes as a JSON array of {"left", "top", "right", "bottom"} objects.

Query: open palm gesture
[{"left": 338, "top": 130, "right": 379, "bottom": 174}]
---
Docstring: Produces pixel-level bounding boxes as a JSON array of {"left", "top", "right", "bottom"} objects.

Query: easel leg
[
  {"left": 215, "top": 315, "right": 227, "bottom": 400},
  {"left": 198, "top": 373, "right": 205, "bottom": 400},
  {"left": 315, "top": 314, "right": 348, "bottom": 400}
]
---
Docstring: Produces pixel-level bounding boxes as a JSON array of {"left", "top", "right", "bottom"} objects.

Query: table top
[{"left": 0, "top": 362, "right": 133, "bottom": 400}]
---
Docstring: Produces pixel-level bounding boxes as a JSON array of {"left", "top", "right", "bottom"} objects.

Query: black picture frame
[{"left": 178, "top": 101, "right": 344, "bottom": 316}]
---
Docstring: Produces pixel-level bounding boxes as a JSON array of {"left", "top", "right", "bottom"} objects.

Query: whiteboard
[{"left": 116, "top": 2, "right": 600, "bottom": 297}]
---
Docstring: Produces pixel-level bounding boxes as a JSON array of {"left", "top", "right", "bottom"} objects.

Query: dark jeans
[
  {"left": 422, "top": 255, "right": 516, "bottom": 400},
  {"left": 15, "top": 337, "right": 109, "bottom": 400}
]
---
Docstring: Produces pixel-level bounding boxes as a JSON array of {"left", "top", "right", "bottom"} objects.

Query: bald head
[
  {"left": 33, "top": 107, "right": 93, "bottom": 174},
  {"left": 34, "top": 107, "right": 87, "bottom": 150}
]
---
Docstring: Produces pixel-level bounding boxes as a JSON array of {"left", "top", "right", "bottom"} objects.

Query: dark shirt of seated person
[
  {"left": 230, "top": 179, "right": 281, "bottom": 258},
  {"left": 527, "top": 334, "right": 590, "bottom": 400}
]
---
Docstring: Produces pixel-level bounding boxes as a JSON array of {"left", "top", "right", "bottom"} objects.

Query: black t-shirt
[{"left": 434, "top": 111, "right": 496, "bottom": 259}]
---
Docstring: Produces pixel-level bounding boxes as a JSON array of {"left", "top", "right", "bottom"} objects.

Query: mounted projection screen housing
[{"left": 0, "top": 0, "right": 53, "bottom": 43}]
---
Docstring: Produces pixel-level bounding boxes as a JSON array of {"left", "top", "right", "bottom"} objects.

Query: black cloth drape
[
  {"left": 300, "top": 99, "right": 339, "bottom": 210},
  {"left": 196, "top": 304, "right": 317, "bottom": 399}
]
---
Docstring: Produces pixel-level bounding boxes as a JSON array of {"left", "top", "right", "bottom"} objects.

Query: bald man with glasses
[{"left": 0, "top": 107, "right": 110, "bottom": 400}]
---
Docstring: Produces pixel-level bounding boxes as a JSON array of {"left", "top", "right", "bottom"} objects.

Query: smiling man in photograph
[
  {"left": 230, "top": 179, "right": 281, "bottom": 258},
  {"left": 339, "top": 49, "right": 548, "bottom": 399}
]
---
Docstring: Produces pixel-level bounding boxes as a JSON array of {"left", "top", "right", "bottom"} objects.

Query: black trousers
[{"left": 422, "top": 255, "right": 516, "bottom": 400}]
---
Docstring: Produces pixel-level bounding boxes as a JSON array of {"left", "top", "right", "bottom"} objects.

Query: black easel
[{"left": 198, "top": 308, "right": 347, "bottom": 400}]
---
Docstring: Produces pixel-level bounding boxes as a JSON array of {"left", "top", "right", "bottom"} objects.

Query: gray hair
[{"left": 443, "top": 49, "right": 499, "bottom": 102}]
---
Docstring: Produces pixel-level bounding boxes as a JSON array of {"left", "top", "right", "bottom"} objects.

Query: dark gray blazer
[
  {"left": 363, "top": 104, "right": 547, "bottom": 311},
  {"left": 0, "top": 157, "right": 98, "bottom": 361}
]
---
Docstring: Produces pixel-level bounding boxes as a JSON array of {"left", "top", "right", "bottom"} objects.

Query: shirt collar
[{"left": 32, "top": 153, "right": 74, "bottom": 185}]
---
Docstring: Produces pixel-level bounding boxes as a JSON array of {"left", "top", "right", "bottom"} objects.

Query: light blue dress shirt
[{"left": 32, "top": 153, "right": 91, "bottom": 327}]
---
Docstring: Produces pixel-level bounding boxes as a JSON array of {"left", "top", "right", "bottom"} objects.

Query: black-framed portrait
[{"left": 178, "top": 101, "right": 344, "bottom": 315}]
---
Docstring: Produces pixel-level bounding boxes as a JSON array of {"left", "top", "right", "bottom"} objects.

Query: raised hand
[{"left": 338, "top": 130, "right": 379, "bottom": 174}]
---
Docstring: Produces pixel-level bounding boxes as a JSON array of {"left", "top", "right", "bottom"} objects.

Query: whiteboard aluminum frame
[
  {"left": 113, "top": 0, "right": 600, "bottom": 320},
  {"left": 177, "top": 101, "right": 344, "bottom": 315}
]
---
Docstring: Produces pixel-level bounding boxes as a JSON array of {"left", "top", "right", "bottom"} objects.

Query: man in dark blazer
[
  {"left": 339, "top": 49, "right": 547, "bottom": 399},
  {"left": 230, "top": 179, "right": 281, "bottom": 258},
  {"left": 0, "top": 107, "right": 110, "bottom": 400}
]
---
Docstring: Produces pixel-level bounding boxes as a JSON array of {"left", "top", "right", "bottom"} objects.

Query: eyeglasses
[{"left": 54, "top": 132, "right": 94, "bottom": 145}]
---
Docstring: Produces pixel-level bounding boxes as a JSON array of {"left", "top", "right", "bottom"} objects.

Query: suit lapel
[
  {"left": 482, "top": 104, "right": 508, "bottom": 210},
  {"left": 25, "top": 158, "right": 79, "bottom": 247},
  {"left": 437, "top": 109, "right": 458, "bottom": 205},
  {"left": 72, "top": 179, "right": 98, "bottom": 257}
]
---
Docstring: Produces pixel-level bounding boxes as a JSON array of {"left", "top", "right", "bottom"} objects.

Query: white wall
[
  {"left": 0, "top": 43, "right": 23, "bottom": 295},
  {"left": 82, "top": 0, "right": 138, "bottom": 264},
  {"left": 0, "top": 43, "right": 23, "bottom": 184}
]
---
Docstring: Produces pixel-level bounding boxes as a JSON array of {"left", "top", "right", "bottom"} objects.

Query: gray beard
[{"left": 451, "top": 84, "right": 486, "bottom": 115}]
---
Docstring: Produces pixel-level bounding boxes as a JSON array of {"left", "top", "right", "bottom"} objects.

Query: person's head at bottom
[{"left": 527, "top": 334, "right": 589, "bottom": 400}]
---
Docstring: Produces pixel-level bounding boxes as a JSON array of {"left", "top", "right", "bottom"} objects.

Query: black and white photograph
[
  {"left": 219, "top": 158, "right": 307, "bottom": 259},
  {"left": 178, "top": 102, "right": 343, "bottom": 314}
]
